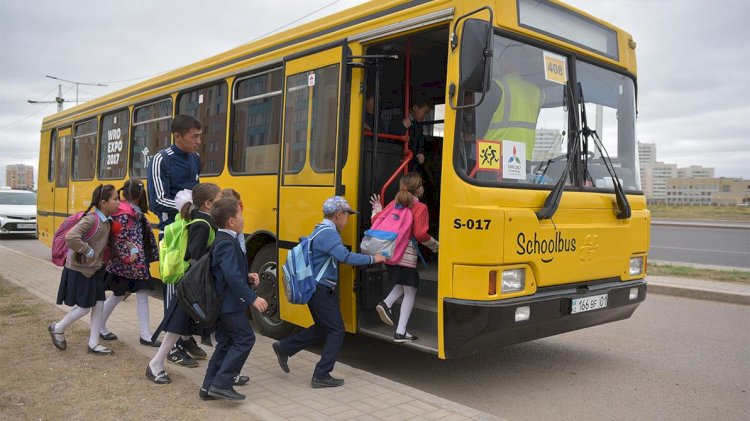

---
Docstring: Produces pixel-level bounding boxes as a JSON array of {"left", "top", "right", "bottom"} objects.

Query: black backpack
[{"left": 176, "top": 239, "right": 231, "bottom": 327}]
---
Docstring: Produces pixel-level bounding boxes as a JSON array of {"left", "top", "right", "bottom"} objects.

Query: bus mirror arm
[{"left": 449, "top": 7, "right": 494, "bottom": 110}]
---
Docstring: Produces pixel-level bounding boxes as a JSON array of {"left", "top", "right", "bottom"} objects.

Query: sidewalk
[
  {"left": 647, "top": 275, "right": 750, "bottom": 306},
  {"left": 0, "top": 244, "right": 500, "bottom": 421}
]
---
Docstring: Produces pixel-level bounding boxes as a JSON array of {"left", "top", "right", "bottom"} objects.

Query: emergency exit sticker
[
  {"left": 308, "top": 72, "right": 316, "bottom": 87},
  {"left": 543, "top": 51, "right": 567, "bottom": 85}
]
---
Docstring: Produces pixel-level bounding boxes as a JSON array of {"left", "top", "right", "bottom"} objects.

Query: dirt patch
[{"left": 0, "top": 277, "right": 257, "bottom": 420}]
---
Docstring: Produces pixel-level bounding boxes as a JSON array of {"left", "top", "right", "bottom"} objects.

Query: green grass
[
  {"left": 649, "top": 204, "right": 750, "bottom": 221},
  {"left": 648, "top": 263, "right": 750, "bottom": 285}
]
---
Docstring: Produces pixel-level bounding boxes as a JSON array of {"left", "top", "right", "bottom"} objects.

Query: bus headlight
[
  {"left": 502, "top": 269, "right": 525, "bottom": 293},
  {"left": 629, "top": 256, "right": 644, "bottom": 276}
]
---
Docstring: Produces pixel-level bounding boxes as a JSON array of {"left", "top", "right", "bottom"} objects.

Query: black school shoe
[
  {"left": 394, "top": 332, "right": 418, "bottom": 343},
  {"left": 48, "top": 323, "right": 66, "bottom": 350},
  {"left": 146, "top": 366, "right": 172, "bottom": 384},
  {"left": 311, "top": 376, "right": 345, "bottom": 388},
  {"left": 140, "top": 337, "right": 162, "bottom": 347},
  {"left": 88, "top": 344, "right": 114, "bottom": 355},
  {"left": 208, "top": 385, "right": 245, "bottom": 401},
  {"left": 199, "top": 388, "right": 216, "bottom": 400},
  {"left": 375, "top": 301, "right": 394, "bottom": 326},
  {"left": 99, "top": 332, "right": 118, "bottom": 341},
  {"left": 272, "top": 341, "right": 290, "bottom": 373},
  {"left": 178, "top": 337, "right": 207, "bottom": 359}
]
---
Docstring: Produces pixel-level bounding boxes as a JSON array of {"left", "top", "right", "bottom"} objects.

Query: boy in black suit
[{"left": 201, "top": 197, "right": 268, "bottom": 401}]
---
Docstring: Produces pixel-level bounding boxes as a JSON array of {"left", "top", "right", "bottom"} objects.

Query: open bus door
[
  {"left": 277, "top": 44, "right": 349, "bottom": 329},
  {"left": 53, "top": 127, "right": 72, "bottom": 228}
]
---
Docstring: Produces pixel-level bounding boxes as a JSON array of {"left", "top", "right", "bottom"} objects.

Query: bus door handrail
[
  {"left": 363, "top": 131, "right": 412, "bottom": 205},
  {"left": 380, "top": 149, "right": 413, "bottom": 205}
]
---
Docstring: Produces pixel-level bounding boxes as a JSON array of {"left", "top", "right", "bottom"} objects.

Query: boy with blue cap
[{"left": 272, "top": 196, "right": 385, "bottom": 388}]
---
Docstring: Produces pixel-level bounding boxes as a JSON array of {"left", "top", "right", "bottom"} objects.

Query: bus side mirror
[{"left": 460, "top": 18, "right": 493, "bottom": 93}]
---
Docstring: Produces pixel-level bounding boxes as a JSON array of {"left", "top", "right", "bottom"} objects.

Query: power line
[
  {"left": 0, "top": 86, "right": 75, "bottom": 130},
  {"left": 245, "top": 0, "right": 342, "bottom": 44}
]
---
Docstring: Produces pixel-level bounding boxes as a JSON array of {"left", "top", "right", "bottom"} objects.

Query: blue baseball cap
[{"left": 323, "top": 196, "right": 358, "bottom": 215}]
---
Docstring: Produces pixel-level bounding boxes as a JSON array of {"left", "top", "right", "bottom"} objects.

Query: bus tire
[{"left": 247, "top": 244, "right": 295, "bottom": 339}]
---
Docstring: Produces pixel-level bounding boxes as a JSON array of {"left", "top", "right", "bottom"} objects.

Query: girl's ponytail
[{"left": 394, "top": 172, "right": 422, "bottom": 208}]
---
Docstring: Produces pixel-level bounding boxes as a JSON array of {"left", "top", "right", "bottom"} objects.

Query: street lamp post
[{"left": 45, "top": 75, "right": 107, "bottom": 106}]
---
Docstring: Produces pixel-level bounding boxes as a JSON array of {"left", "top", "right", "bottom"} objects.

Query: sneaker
[
  {"left": 311, "top": 376, "right": 345, "bottom": 388},
  {"left": 167, "top": 347, "right": 199, "bottom": 367},
  {"left": 375, "top": 301, "right": 394, "bottom": 326},
  {"left": 394, "top": 332, "right": 418, "bottom": 343},
  {"left": 234, "top": 374, "right": 250, "bottom": 386},
  {"left": 178, "top": 337, "right": 207, "bottom": 359}
]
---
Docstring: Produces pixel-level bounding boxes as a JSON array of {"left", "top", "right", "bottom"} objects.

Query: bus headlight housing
[
  {"left": 501, "top": 269, "right": 525, "bottom": 293},
  {"left": 629, "top": 256, "right": 644, "bottom": 276}
]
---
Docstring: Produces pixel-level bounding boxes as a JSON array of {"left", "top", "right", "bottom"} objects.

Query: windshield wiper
[
  {"left": 537, "top": 82, "right": 579, "bottom": 220},
  {"left": 578, "top": 83, "right": 631, "bottom": 219}
]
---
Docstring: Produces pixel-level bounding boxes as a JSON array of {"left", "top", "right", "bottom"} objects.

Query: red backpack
[{"left": 51, "top": 212, "right": 100, "bottom": 266}]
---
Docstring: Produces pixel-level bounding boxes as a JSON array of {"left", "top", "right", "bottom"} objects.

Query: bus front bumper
[{"left": 443, "top": 279, "right": 646, "bottom": 359}]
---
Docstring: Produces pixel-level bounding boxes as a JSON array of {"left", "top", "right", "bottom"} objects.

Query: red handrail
[
  {"left": 363, "top": 131, "right": 408, "bottom": 142},
  {"left": 380, "top": 150, "right": 413, "bottom": 205}
]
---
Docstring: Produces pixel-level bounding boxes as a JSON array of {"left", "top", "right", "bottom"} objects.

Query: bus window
[
  {"left": 177, "top": 82, "right": 228, "bottom": 176},
  {"left": 72, "top": 119, "right": 98, "bottom": 181},
  {"left": 55, "top": 132, "right": 71, "bottom": 188},
  {"left": 309, "top": 64, "right": 339, "bottom": 174},
  {"left": 131, "top": 99, "right": 172, "bottom": 179},
  {"left": 99, "top": 109, "right": 129, "bottom": 180},
  {"left": 282, "top": 73, "right": 308, "bottom": 175},
  {"left": 48, "top": 130, "right": 57, "bottom": 182},
  {"left": 576, "top": 61, "right": 639, "bottom": 191},
  {"left": 231, "top": 69, "right": 283, "bottom": 175},
  {"left": 456, "top": 36, "right": 569, "bottom": 185}
]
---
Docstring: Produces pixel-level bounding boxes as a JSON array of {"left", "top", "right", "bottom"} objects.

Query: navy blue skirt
[
  {"left": 56, "top": 267, "right": 106, "bottom": 308},
  {"left": 386, "top": 264, "right": 420, "bottom": 288},
  {"left": 103, "top": 272, "right": 154, "bottom": 296}
]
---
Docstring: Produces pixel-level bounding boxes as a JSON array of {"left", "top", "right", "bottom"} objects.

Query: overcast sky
[{"left": 1, "top": 0, "right": 748, "bottom": 186}]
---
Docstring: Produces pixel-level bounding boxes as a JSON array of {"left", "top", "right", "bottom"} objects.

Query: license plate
[
  {"left": 571, "top": 294, "right": 608, "bottom": 314},
  {"left": 17, "top": 223, "right": 35, "bottom": 229}
]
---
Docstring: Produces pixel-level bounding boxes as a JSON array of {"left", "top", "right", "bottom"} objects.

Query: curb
[{"left": 647, "top": 283, "right": 750, "bottom": 306}]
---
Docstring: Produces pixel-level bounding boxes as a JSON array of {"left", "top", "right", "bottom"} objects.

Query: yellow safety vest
[{"left": 484, "top": 73, "right": 543, "bottom": 154}]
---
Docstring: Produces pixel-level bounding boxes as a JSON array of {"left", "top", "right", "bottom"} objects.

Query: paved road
[
  {"left": 649, "top": 224, "right": 750, "bottom": 269},
  {"left": 337, "top": 294, "right": 749, "bottom": 420},
  {"left": 5, "top": 236, "right": 749, "bottom": 420}
]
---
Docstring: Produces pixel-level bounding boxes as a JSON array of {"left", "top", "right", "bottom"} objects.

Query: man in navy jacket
[
  {"left": 147, "top": 114, "right": 202, "bottom": 232},
  {"left": 201, "top": 198, "right": 268, "bottom": 401}
]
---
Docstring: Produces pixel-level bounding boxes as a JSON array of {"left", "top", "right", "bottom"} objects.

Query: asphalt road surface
[
  {"left": 337, "top": 294, "right": 749, "bottom": 420},
  {"left": 649, "top": 224, "right": 750, "bottom": 269}
]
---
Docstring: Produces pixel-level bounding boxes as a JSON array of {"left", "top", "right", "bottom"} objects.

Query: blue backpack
[{"left": 281, "top": 226, "right": 334, "bottom": 304}]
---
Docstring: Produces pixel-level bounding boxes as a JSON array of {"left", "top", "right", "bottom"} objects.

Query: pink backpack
[
  {"left": 51, "top": 212, "right": 100, "bottom": 266},
  {"left": 360, "top": 201, "right": 413, "bottom": 264}
]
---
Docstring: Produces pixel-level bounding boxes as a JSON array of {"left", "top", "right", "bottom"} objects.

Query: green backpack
[{"left": 158, "top": 214, "right": 215, "bottom": 285}]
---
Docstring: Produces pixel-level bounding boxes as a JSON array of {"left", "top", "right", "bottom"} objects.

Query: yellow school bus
[{"left": 37, "top": 0, "right": 647, "bottom": 358}]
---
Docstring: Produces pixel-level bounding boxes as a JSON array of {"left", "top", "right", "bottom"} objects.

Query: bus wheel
[{"left": 248, "top": 244, "right": 295, "bottom": 338}]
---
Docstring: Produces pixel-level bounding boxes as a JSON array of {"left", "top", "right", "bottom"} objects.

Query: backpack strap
[
  {"left": 82, "top": 213, "right": 101, "bottom": 242},
  {"left": 308, "top": 225, "right": 335, "bottom": 287}
]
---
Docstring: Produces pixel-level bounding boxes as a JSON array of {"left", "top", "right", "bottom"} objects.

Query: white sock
[
  {"left": 136, "top": 291, "right": 151, "bottom": 340},
  {"left": 396, "top": 286, "right": 417, "bottom": 335},
  {"left": 88, "top": 301, "right": 105, "bottom": 349},
  {"left": 100, "top": 294, "right": 125, "bottom": 335},
  {"left": 56, "top": 306, "right": 91, "bottom": 332},
  {"left": 150, "top": 332, "right": 180, "bottom": 374},
  {"left": 383, "top": 285, "right": 404, "bottom": 308}
]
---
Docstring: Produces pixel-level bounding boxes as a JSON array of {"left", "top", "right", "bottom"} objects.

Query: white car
[{"left": 0, "top": 189, "right": 37, "bottom": 237}]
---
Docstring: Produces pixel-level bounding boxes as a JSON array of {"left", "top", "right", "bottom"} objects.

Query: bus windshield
[{"left": 455, "top": 34, "right": 640, "bottom": 191}]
